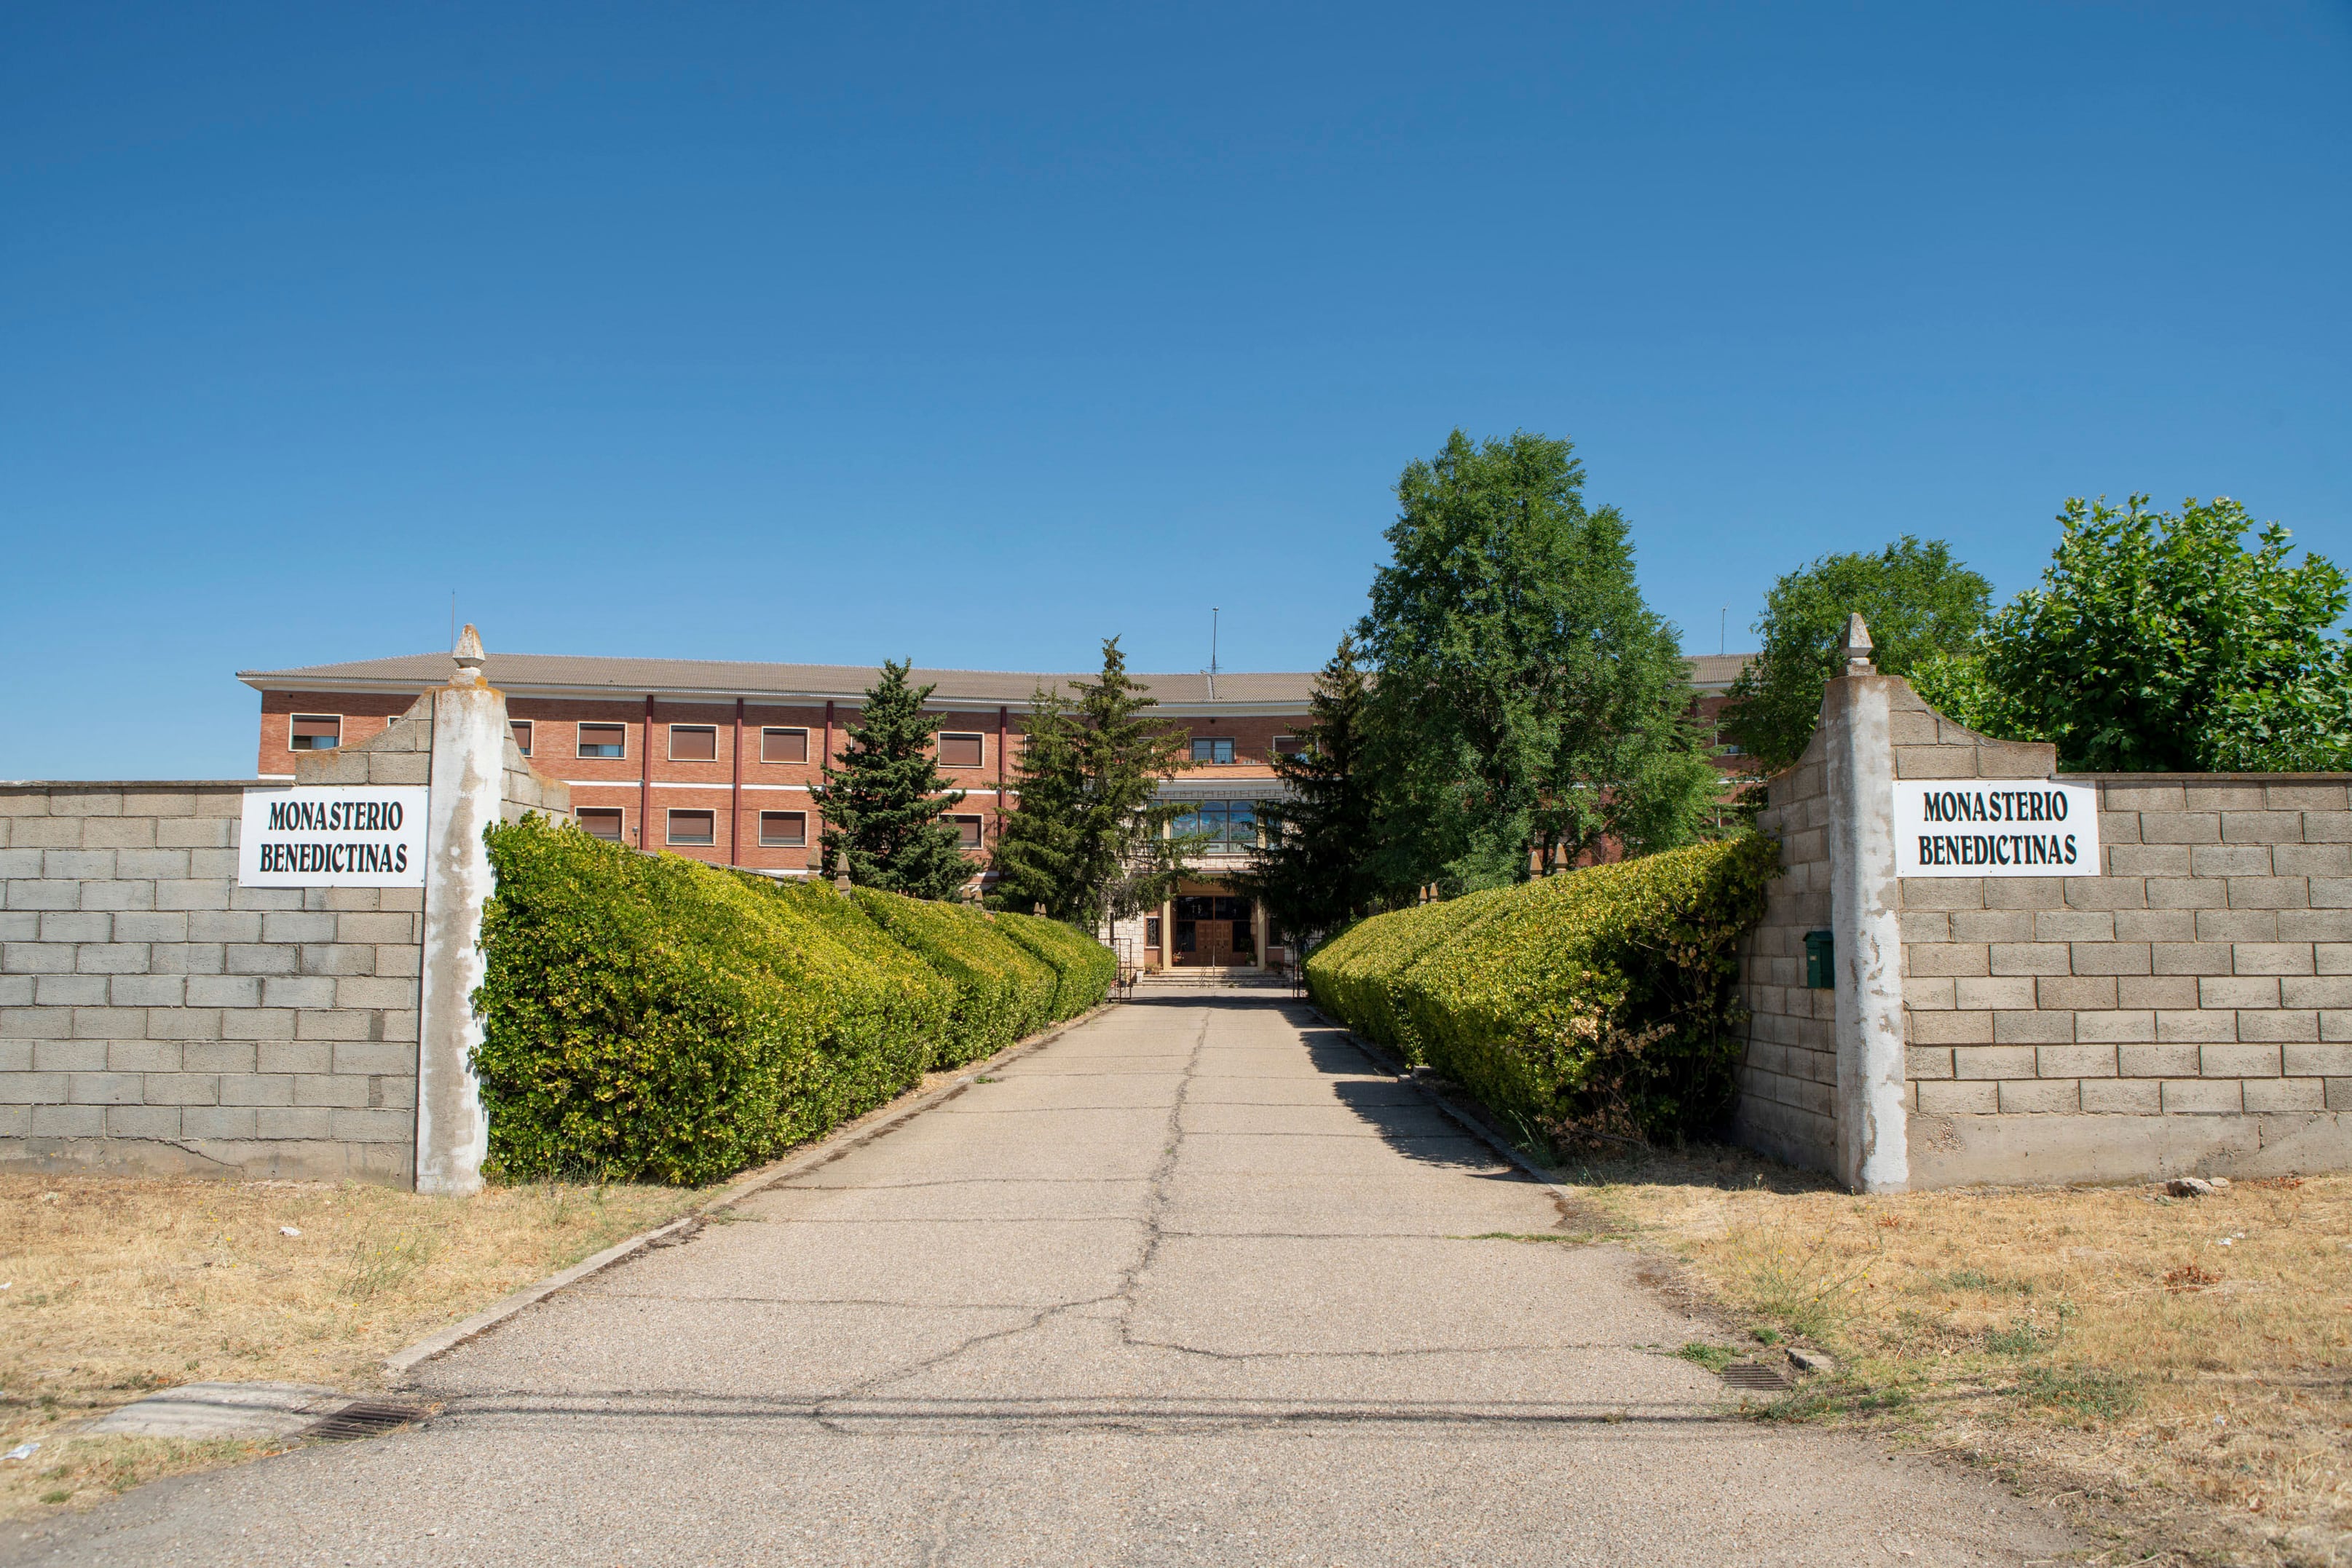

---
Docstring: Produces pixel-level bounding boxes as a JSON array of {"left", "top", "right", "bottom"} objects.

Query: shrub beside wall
[
  {"left": 474, "top": 819, "right": 1112, "bottom": 1184},
  {"left": 1306, "top": 836, "right": 1780, "bottom": 1142}
]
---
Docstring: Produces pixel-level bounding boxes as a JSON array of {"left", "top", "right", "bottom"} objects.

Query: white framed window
[
  {"left": 938, "top": 732, "right": 984, "bottom": 768},
  {"left": 510, "top": 720, "right": 533, "bottom": 756},
  {"left": 666, "top": 809, "right": 716, "bottom": 845},
  {"left": 759, "top": 811, "right": 808, "bottom": 847},
  {"left": 577, "top": 723, "right": 626, "bottom": 759},
  {"left": 289, "top": 714, "right": 342, "bottom": 751},
  {"left": 576, "top": 808, "right": 624, "bottom": 842},
  {"left": 946, "top": 814, "right": 984, "bottom": 850},
  {"left": 668, "top": 724, "right": 718, "bottom": 761},
  {"left": 761, "top": 727, "right": 810, "bottom": 764},
  {"left": 1271, "top": 734, "right": 1303, "bottom": 756}
]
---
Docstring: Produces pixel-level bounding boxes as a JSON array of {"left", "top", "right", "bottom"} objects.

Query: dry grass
[
  {"left": 0, "top": 1173, "right": 703, "bottom": 1522},
  {"left": 1553, "top": 1145, "right": 2352, "bottom": 1565}
]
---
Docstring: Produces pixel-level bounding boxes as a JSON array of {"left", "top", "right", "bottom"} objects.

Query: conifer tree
[
  {"left": 1229, "top": 635, "right": 1382, "bottom": 947},
  {"left": 813, "top": 660, "right": 972, "bottom": 900},
  {"left": 989, "top": 638, "right": 1193, "bottom": 931},
  {"left": 988, "top": 683, "right": 1084, "bottom": 918}
]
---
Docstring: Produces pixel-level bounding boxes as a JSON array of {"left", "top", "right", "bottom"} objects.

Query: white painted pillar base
[
  {"left": 414, "top": 680, "right": 506, "bottom": 1195},
  {"left": 1824, "top": 674, "right": 1909, "bottom": 1193}
]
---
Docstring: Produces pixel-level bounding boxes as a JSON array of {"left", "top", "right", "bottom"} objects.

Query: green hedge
[
  {"left": 851, "top": 888, "right": 1060, "bottom": 1066},
  {"left": 1303, "top": 882, "right": 1518, "bottom": 1056},
  {"left": 473, "top": 818, "right": 1112, "bottom": 1184},
  {"left": 1305, "top": 836, "right": 1779, "bottom": 1142},
  {"left": 991, "top": 911, "right": 1119, "bottom": 1017}
]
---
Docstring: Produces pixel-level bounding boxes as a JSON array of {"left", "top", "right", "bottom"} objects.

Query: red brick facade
[{"left": 246, "top": 652, "right": 1751, "bottom": 890}]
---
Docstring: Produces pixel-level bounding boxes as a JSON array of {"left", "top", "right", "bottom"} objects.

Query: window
[
  {"left": 1170, "top": 800, "right": 1258, "bottom": 855},
  {"left": 1190, "top": 737, "right": 1235, "bottom": 765},
  {"left": 577, "top": 724, "right": 626, "bottom": 759},
  {"left": 666, "top": 809, "right": 716, "bottom": 845},
  {"left": 577, "top": 809, "right": 624, "bottom": 842},
  {"left": 669, "top": 724, "right": 717, "bottom": 761},
  {"left": 938, "top": 732, "right": 984, "bottom": 769},
  {"left": 761, "top": 727, "right": 809, "bottom": 764},
  {"left": 289, "top": 715, "right": 342, "bottom": 751},
  {"left": 758, "top": 810, "right": 807, "bottom": 847},
  {"left": 946, "top": 814, "right": 984, "bottom": 850},
  {"left": 1271, "top": 734, "right": 1304, "bottom": 756},
  {"left": 1174, "top": 895, "right": 1253, "bottom": 922},
  {"left": 1145, "top": 916, "right": 1161, "bottom": 947},
  {"left": 510, "top": 720, "right": 533, "bottom": 756}
]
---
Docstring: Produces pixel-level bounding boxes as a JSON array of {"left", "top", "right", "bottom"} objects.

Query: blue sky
[{"left": 4, "top": 2, "right": 2348, "bottom": 778}]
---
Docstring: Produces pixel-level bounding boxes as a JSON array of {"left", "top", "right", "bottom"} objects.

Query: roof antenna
[
  {"left": 1720, "top": 606, "right": 1727, "bottom": 657},
  {"left": 450, "top": 590, "right": 457, "bottom": 654},
  {"left": 1207, "top": 606, "right": 1220, "bottom": 702}
]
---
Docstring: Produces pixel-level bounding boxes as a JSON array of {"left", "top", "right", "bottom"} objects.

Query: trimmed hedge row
[
  {"left": 474, "top": 817, "right": 1113, "bottom": 1184},
  {"left": 850, "top": 888, "right": 1059, "bottom": 1066},
  {"left": 992, "top": 911, "right": 1119, "bottom": 1019},
  {"left": 1305, "top": 836, "right": 1779, "bottom": 1143}
]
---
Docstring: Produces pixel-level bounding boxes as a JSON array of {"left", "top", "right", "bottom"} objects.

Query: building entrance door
[{"left": 1172, "top": 895, "right": 1255, "bottom": 967}]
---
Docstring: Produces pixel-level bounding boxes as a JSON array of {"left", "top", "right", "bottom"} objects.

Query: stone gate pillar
[
  {"left": 1823, "top": 616, "right": 1909, "bottom": 1192},
  {"left": 415, "top": 627, "right": 504, "bottom": 1196}
]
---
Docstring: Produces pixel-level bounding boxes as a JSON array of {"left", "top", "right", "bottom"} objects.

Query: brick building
[{"left": 242, "top": 649, "right": 1753, "bottom": 970}]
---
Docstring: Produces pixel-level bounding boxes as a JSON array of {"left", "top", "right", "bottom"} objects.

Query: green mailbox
[{"left": 1804, "top": 930, "right": 1834, "bottom": 989}]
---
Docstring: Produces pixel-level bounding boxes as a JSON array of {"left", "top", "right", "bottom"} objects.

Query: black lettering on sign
[{"left": 1919, "top": 788, "right": 2072, "bottom": 825}]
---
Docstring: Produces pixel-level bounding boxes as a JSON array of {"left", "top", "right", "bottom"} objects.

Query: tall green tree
[
  {"left": 989, "top": 638, "right": 1196, "bottom": 930},
  {"left": 1356, "top": 429, "right": 1716, "bottom": 892},
  {"left": 1227, "top": 635, "right": 1383, "bottom": 946},
  {"left": 811, "top": 660, "right": 973, "bottom": 900},
  {"left": 1930, "top": 495, "right": 2352, "bottom": 772},
  {"left": 1720, "top": 537, "right": 1992, "bottom": 773}
]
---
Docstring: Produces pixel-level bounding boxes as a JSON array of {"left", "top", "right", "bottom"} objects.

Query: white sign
[
  {"left": 240, "top": 786, "right": 428, "bottom": 887},
  {"left": 1894, "top": 780, "right": 2100, "bottom": 877}
]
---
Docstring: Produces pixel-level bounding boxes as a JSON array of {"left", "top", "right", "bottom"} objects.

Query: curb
[{"left": 382, "top": 1001, "right": 1114, "bottom": 1380}]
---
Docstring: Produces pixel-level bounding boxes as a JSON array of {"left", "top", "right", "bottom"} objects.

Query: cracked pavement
[{"left": 6, "top": 997, "right": 2082, "bottom": 1566}]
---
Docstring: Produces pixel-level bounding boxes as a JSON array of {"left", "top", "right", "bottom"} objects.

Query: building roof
[
  {"left": 237, "top": 652, "right": 1324, "bottom": 709},
  {"left": 240, "top": 648, "right": 1756, "bottom": 709},
  {"left": 1684, "top": 653, "right": 1751, "bottom": 691}
]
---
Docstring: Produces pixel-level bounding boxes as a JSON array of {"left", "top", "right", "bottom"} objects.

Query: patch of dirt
[
  {"left": 0, "top": 1173, "right": 703, "bottom": 1521},
  {"left": 1540, "top": 1144, "right": 2352, "bottom": 1567}
]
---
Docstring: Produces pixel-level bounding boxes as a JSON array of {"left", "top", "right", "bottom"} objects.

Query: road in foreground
[{"left": 5, "top": 997, "right": 2078, "bottom": 1566}]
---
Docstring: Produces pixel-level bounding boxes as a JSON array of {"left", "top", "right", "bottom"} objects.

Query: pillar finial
[
  {"left": 452, "top": 624, "right": 487, "bottom": 686},
  {"left": 1838, "top": 613, "right": 1875, "bottom": 675},
  {"left": 833, "top": 847, "right": 853, "bottom": 894}
]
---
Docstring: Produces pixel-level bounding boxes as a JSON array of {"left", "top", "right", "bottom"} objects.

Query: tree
[
  {"left": 811, "top": 660, "right": 972, "bottom": 900},
  {"left": 987, "top": 683, "right": 1084, "bottom": 918},
  {"left": 988, "top": 638, "right": 1196, "bottom": 930},
  {"left": 1719, "top": 537, "right": 1992, "bottom": 773},
  {"left": 1935, "top": 495, "right": 2352, "bottom": 772},
  {"left": 1227, "top": 635, "right": 1383, "bottom": 948},
  {"left": 1355, "top": 429, "right": 1716, "bottom": 893}
]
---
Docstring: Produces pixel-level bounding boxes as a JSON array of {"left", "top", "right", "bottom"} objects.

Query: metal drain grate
[
  {"left": 1718, "top": 1361, "right": 1792, "bottom": 1393},
  {"left": 305, "top": 1401, "right": 427, "bottom": 1441}
]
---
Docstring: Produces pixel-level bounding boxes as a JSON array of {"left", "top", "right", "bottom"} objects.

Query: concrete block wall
[
  {"left": 1895, "top": 694, "right": 2350, "bottom": 1183},
  {"left": 0, "top": 782, "right": 421, "bottom": 1181},
  {"left": 1732, "top": 743, "right": 1836, "bottom": 1171},
  {"left": 1735, "top": 662, "right": 2352, "bottom": 1188},
  {"left": 2, "top": 681, "right": 568, "bottom": 1186}
]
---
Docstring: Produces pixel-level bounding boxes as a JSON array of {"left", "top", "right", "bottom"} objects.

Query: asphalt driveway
[{"left": 4, "top": 997, "right": 2079, "bottom": 1566}]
